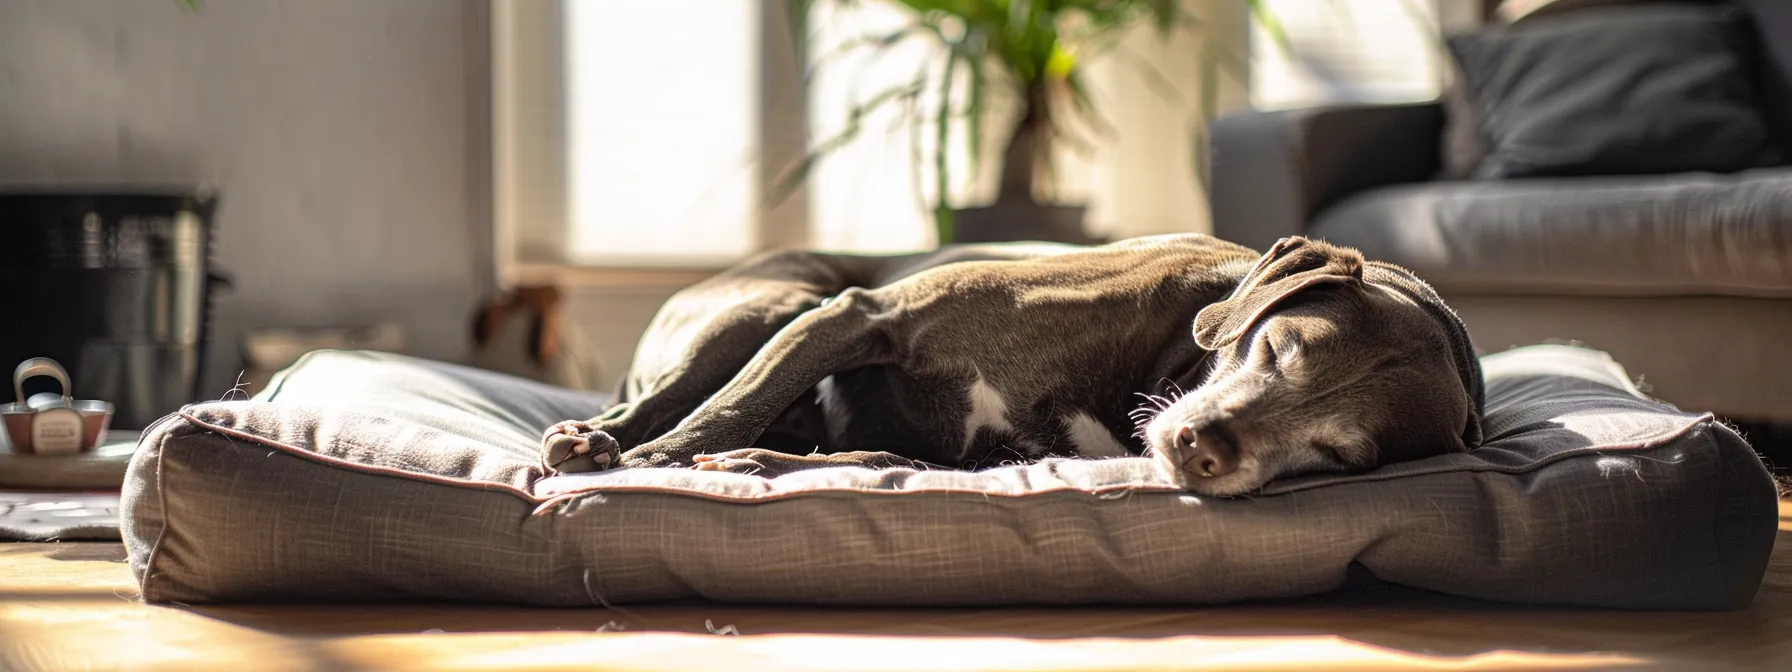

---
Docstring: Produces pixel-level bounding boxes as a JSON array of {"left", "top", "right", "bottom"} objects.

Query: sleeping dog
[{"left": 539, "top": 234, "right": 1484, "bottom": 496}]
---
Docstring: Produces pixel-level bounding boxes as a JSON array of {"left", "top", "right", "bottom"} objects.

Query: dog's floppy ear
[
  {"left": 1364, "top": 262, "right": 1486, "bottom": 451},
  {"left": 1194, "top": 237, "right": 1364, "bottom": 349}
]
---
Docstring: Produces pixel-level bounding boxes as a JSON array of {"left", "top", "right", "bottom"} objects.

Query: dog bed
[{"left": 120, "top": 344, "right": 1780, "bottom": 609}]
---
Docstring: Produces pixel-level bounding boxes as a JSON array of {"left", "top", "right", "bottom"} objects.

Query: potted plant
[{"left": 778, "top": 0, "right": 1276, "bottom": 246}]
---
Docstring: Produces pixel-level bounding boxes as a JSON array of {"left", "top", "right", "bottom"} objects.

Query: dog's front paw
[{"left": 541, "top": 421, "right": 623, "bottom": 474}]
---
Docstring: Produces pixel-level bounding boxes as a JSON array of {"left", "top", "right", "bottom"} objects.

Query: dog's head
[{"left": 1143, "top": 237, "right": 1484, "bottom": 496}]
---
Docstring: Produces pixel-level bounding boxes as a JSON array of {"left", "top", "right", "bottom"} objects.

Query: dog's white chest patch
[
  {"left": 1063, "top": 412, "right": 1129, "bottom": 458},
  {"left": 961, "top": 375, "right": 1015, "bottom": 454}
]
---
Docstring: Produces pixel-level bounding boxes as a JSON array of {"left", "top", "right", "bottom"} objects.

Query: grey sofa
[{"left": 1210, "top": 0, "right": 1792, "bottom": 423}]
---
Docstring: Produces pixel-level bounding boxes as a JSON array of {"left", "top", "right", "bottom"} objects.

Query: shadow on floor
[{"left": 171, "top": 574, "right": 1787, "bottom": 665}]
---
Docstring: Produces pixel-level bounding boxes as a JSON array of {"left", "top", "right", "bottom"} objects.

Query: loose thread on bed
[
  {"left": 581, "top": 568, "right": 641, "bottom": 621},
  {"left": 216, "top": 371, "right": 252, "bottom": 402},
  {"left": 705, "top": 619, "right": 741, "bottom": 636}
]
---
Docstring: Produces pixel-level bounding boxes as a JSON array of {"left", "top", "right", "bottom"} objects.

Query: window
[
  {"left": 561, "top": 0, "right": 760, "bottom": 266},
  {"left": 494, "top": 1, "right": 1261, "bottom": 280},
  {"left": 804, "top": 0, "right": 941, "bottom": 253},
  {"left": 1250, "top": 0, "right": 1482, "bottom": 110}
]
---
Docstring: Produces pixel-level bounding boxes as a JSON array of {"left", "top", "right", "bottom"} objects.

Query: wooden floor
[{"left": 2, "top": 503, "right": 1788, "bottom": 672}]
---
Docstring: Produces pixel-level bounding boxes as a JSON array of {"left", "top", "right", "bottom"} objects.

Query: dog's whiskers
[
  {"left": 1131, "top": 392, "right": 1177, "bottom": 411},
  {"left": 1127, "top": 392, "right": 1174, "bottom": 453}
]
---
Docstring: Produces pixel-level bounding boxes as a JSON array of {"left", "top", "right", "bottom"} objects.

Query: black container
[{"left": 0, "top": 189, "right": 228, "bottom": 431}]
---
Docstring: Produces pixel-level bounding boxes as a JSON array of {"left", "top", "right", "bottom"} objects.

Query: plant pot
[{"left": 951, "top": 198, "right": 1105, "bottom": 245}]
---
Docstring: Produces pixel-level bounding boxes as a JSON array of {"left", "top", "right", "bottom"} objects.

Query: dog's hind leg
[
  {"left": 541, "top": 250, "right": 861, "bottom": 474},
  {"left": 613, "top": 286, "right": 898, "bottom": 469}
]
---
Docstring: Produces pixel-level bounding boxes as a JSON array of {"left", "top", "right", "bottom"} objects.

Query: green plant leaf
[
  {"left": 1043, "top": 44, "right": 1076, "bottom": 79},
  {"left": 964, "top": 53, "right": 987, "bottom": 184},
  {"left": 1190, "top": 121, "right": 1212, "bottom": 199},
  {"left": 790, "top": 0, "right": 1273, "bottom": 246},
  {"left": 933, "top": 48, "right": 960, "bottom": 245},
  {"left": 1247, "top": 0, "right": 1295, "bottom": 55},
  {"left": 1171, "top": 7, "right": 1205, "bottom": 31},
  {"left": 1050, "top": 120, "right": 1099, "bottom": 160},
  {"left": 1110, "top": 43, "right": 1183, "bottom": 105},
  {"left": 907, "top": 71, "right": 933, "bottom": 224},
  {"left": 1149, "top": 0, "right": 1177, "bottom": 37},
  {"left": 786, "top": 0, "right": 814, "bottom": 57},
  {"left": 1202, "top": 40, "right": 1252, "bottom": 86},
  {"left": 1063, "top": 69, "right": 1115, "bottom": 139},
  {"left": 1194, "top": 48, "right": 1219, "bottom": 189},
  {"left": 933, "top": 203, "right": 957, "bottom": 247},
  {"left": 765, "top": 77, "right": 929, "bottom": 210},
  {"left": 804, "top": 27, "right": 929, "bottom": 84},
  {"left": 1007, "top": 0, "right": 1032, "bottom": 41}
]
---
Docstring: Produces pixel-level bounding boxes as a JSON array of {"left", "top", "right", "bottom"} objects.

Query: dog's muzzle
[{"left": 1171, "top": 421, "right": 1239, "bottom": 478}]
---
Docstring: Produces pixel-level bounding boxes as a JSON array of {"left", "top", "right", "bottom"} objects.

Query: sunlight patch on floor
[{"left": 373, "top": 632, "right": 1649, "bottom": 672}]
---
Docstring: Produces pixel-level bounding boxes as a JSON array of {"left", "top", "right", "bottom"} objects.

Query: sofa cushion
[
  {"left": 1308, "top": 168, "right": 1792, "bottom": 297},
  {"left": 1734, "top": 0, "right": 1792, "bottom": 156},
  {"left": 1445, "top": 4, "right": 1782, "bottom": 179},
  {"left": 119, "top": 346, "right": 1780, "bottom": 609}
]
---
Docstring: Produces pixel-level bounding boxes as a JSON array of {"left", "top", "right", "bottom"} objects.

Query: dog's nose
[{"left": 1177, "top": 422, "right": 1239, "bottom": 478}]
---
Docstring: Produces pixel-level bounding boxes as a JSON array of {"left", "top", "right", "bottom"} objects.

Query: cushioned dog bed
[{"left": 120, "top": 344, "right": 1780, "bottom": 609}]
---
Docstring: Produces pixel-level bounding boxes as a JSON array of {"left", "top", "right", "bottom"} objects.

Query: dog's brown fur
[{"left": 540, "top": 234, "right": 1483, "bottom": 496}]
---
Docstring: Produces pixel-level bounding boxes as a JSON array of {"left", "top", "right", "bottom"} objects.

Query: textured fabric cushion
[
  {"left": 1445, "top": 5, "right": 1782, "bottom": 179},
  {"left": 1447, "top": 0, "right": 1656, "bottom": 179},
  {"left": 1734, "top": 0, "right": 1792, "bottom": 156},
  {"left": 120, "top": 346, "right": 1780, "bottom": 609},
  {"left": 1308, "top": 167, "right": 1792, "bottom": 297}
]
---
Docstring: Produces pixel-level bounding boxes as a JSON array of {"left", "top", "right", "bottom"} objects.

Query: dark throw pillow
[{"left": 1443, "top": 5, "right": 1783, "bottom": 180}]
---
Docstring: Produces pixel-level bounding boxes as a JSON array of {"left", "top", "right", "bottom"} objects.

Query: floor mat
[{"left": 0, "top": 491, "right": 121, "bottom": 541}]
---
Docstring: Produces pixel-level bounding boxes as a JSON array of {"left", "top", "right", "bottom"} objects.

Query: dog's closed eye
[
  {"left": 1274, "top": 339, "right": 1302, "bottom": 368},
  {"left": 1312, "top": 440, "right": 1341, "bottom": 459},
  {"left": 1253, "top": 333, "right": 1304, "bottom": 375},
  {"left": 1255, "top": 339, "right": 1275, "bottom": 366},
  {"left": 1312, "top": 439, "right": 1371, "bottom": 469},
  {"left": 1253, "top": 335, "right": 1285, "bottom": 370}
]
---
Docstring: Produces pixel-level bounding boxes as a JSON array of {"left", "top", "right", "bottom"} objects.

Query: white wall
[
  {"left": 0, "top": 0, "right": 491, "bottom": 398},
  {"left": 1072, "top": 0, "right": 1253, "bottom": 239}
]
